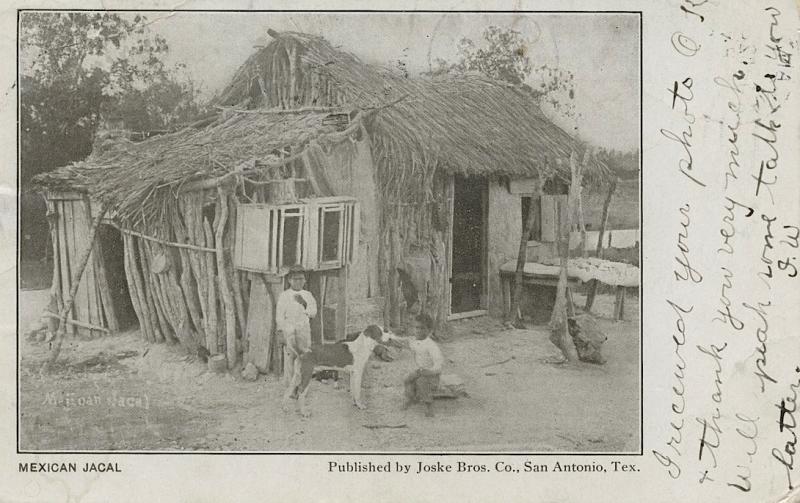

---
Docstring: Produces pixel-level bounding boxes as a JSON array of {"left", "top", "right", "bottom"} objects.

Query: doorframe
[{"left": 447, "top": 175, "right": 489, "bottom": 320}]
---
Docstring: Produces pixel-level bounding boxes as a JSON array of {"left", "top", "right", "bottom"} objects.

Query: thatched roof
[
  {"left": 217, "top": 31, "right": 603, "bottom": 180},
  {"left": 34, "top": 30, "right": 606, "bottom": 227},
  {"left": 35, "top": 111, "right": 340, "bottom": 212}
]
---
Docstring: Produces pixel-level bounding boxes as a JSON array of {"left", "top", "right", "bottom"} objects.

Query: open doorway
[
  {"left": 450, "top": 176, "right": 487, "bottom": 315},
  {"left": 97, "top": 225, "right": 138, "bottom": 330}
]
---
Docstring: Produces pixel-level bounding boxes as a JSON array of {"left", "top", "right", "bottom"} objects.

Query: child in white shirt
[
  {"left": 276, "top": 265, "right": 317, "bottom": 385},
  {"left": 402, "top": 313, "right": 444, "bottom": 417}
]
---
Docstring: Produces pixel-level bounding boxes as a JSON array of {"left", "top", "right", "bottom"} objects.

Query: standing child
[
  {"left": 276, "top": 264, "right": 318, "bottom": 390},
  {"left": 402, "top": 313, "right": 444, "bottom": 417}
]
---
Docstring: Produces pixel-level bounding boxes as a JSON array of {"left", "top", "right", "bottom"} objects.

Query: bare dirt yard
[{"left": 18, "top": 288, "right": 640, "bottom": 453}]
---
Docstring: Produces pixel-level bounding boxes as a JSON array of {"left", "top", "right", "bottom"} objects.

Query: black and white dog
[{"left": 282, "top": 324, "right": 395, "bottom": 417}]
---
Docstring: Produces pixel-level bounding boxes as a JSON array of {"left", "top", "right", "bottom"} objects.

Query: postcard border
[{"left": 15, "top": 7, "right": 644, "bottom": 457}]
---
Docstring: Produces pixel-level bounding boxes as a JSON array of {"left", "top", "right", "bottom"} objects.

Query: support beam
[{"left": 42, "top": 312, "right": 109, "bottom": 334}]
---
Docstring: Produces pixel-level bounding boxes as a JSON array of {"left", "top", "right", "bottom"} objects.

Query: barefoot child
[
  {"left": 276, "top": 265, "right": 318, "bottom": 392},
  {"left": 402, "top": 313, "right": 444, "bottom": 417}
]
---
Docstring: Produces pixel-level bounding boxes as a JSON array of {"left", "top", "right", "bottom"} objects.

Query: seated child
[{"left": 402, "top": 313, "right": 444, "bottom": 417}]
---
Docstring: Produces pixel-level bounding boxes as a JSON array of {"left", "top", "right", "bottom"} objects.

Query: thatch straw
[{"left": 34, "top": 30, "right": 608, "bottom": 230}]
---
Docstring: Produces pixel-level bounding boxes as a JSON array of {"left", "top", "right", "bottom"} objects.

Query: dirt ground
[{"left": 18, "top": 288, "right": 640, "bottom": 453}]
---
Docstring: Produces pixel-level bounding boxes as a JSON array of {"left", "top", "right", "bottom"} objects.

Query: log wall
[
  {"left": 46, "top": 188, "right": 245, "bottom": 367},
  {"left": 375, "top": 171, "right": 452, "bottom": 335}
]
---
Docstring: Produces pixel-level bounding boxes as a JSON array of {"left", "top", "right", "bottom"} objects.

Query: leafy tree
[
  {"left": 20, "top": 12, "right": 204, "bottom": 259},
  {"left": 20, "top": 12, "right": 205, "bottom": 181},
  {"left": 429, "top": 26, "right": 576, "bottom": 118},
  {"left": 106, "top": 64, "right": 204, "bottom": 133}
]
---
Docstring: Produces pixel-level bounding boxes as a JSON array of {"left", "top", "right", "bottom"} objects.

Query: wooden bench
[
  {"left": 499, "top": 260, "right": 637, "bottom": 321},
  {"left": 499, "top": 268, "right": 580, "bottom": 320}
]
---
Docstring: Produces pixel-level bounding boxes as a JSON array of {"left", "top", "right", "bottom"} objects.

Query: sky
[
  {"left": 18, "top": 11, "right": 633, "bottom": 155},
  {"left": 147, "top": 12, "right": 639, "bottom": 152}
]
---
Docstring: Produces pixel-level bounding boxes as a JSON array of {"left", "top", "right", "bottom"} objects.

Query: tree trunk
[
  {"left": 122, "top": 233, "right": 151, "bottom": 342},
  {"left": 171, "top": 208, "right": 206, "bottom": 344},
  {"left": 549, "top": 251, "right": 579, "bottom": 362},
  {"left": 42, "top": 205, "right": 107, "bottom": 372},
  {"left": 585, "top": 177, "right": 618, "bottom": 311},
  {"left": 548, "top": 153, "right": 583, "bottom": 363},
  {"left": 138, "top": 239, "right": 170, "bottom": 342}
]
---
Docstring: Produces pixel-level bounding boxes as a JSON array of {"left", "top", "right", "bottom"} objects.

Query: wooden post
[
  {"left": 266, "top": 277, "right": 284, "bottom": 375},
  {"left": 502, "top": 275, "right": 512, "bottom": 319},
  {"left": 613, "top": 286, "right": 627, "bottom": 321},
  {"left": 202, "top": 213, "right": 219, "bottom": 353},
  {"left": 585, "top": 177, "right": 618, "bottom": 311},
  {"left": 577, "top": 187, "right": 587, "bottom": 258},
  {"left": 185, "top": 194, "right": 213, "bottom": 351},
  {"left": 336, "top": 265, "right": 349, "bottom": 340},
  {"left": 129, "top": 235, "right": 161, "bottom": 342},
  {"left": 432, "top": 227, "right": 449, "bottom": 336},
  {"left": 575, "top": 150, "right": 591, "bottom": 259},
  {"left": 164, "top": 245, "right": 195, "bottom": 347},
  {"left": 319, "top": 273, "right": 327, "bottom": 340},
  {"left": 227, "top": 198, "right": 247, "bottom": 337},
  {"left": 46, "top": 202, "right": 63, "bottom": 314},
  {"left": 170, "top": 208, "right": 207, "bottom": 344},
  {"left": 548, "top": 154, "right": 582, "bottom": 363},
  {"left": 509, "top": 198, "right": 538, "bottom": 326},
  {"left": 138, "top": 239, "right": 170, "bottom": 342},
  {"left": 244, "top": 273, "right": 272, "bottom": 373},
  {"left": 309, "top": 272, "right": 324, "bottom": 343},
  {"left": 550, "top": 259, "right": 579, "bottom": 361},
  {"left": 121, "top": 234, "right": 151, "bottom": 342},
  {"left": 216, "top": 187, "right": 238, "bottom": 369},
  {"left": 43, "top": 205, "right": 107, "bottom": 372}
]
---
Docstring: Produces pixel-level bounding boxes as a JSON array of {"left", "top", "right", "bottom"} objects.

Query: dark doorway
[
  {"left": 97, "top": 225, "right": 138, "bottom": 330},
  {"left": 450, "top": 176, "right": 487, "bottom": 314}
]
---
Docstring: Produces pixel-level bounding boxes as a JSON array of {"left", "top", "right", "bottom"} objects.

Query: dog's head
[{"left": 362, "top": 324, "right": 398, "bottom": 347}]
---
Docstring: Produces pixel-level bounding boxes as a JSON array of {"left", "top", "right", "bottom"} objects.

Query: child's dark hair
[{"left": 415, "top": 313, "right": 434, "bottom": 330}]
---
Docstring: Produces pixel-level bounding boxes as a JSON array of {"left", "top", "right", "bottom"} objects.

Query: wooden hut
[{"left": 32, "top": 30, "right": 606, "bottom": 373}]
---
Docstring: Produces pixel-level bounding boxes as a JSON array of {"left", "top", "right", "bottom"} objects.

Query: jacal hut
[{"left": 32, "top": 30, "right": 607, "bottom": 373}]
